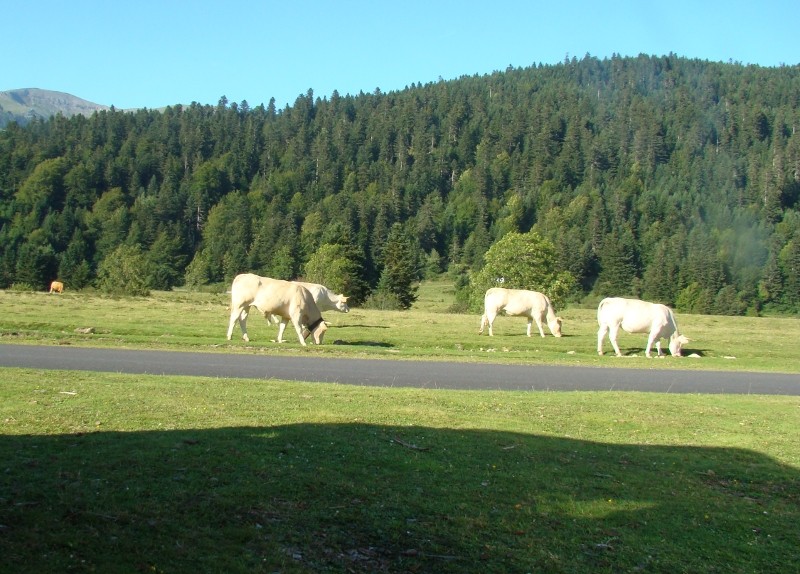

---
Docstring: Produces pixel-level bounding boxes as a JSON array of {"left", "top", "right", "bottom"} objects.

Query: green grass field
[
  {"left": 1, "top": 282, "right": 799, "bottom": 573},
  {"left": 1, "top": 280, "right": 799, "bottom": 372}
]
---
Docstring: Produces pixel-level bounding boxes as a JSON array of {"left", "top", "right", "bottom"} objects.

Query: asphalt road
[{"left": 1, "top": 344, "right": 798, "bottom": 395}]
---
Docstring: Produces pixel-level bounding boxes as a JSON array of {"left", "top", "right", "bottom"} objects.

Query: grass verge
[
  {"left": 1, "top": 369, "right": 798, "bottom": 573},
  {"left": 1, "top": 285, "right": 799, "bottom": 372}
]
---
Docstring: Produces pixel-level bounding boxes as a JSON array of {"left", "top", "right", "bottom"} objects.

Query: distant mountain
[{"left": 0, "top": 88, "right": 110, "bottom": 127}]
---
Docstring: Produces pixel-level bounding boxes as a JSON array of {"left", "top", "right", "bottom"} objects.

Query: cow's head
[
  {"left": 303, "top": 317, "right": 328, "bottom": 345},
  {"left": 669, "top": 334, "right": 690, "bottom": 356},
  {"left": 548, "top": 316, "right": 563, "bottom": 337},
  {"left": 335, "top": 295, "right": 350, "bottom": 313}
]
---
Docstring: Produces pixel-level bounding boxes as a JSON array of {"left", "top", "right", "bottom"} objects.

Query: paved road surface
[{"left": 1, "top": 344, "right": 798, "bottom": 394}]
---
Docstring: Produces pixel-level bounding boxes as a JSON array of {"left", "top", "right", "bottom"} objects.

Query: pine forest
[{"left": 1, "top": 54, "right": 799, "bottom": 315}]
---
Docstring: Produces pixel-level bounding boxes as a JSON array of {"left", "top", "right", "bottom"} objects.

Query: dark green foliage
[
  {"left": 2, "top": 55, "right": 800, "bottom": 314},
  {"left": 469, "top": 231, "right": 577, "bottom": 310},
  {"left": 96, "top": 244, "right": 151, "bottom": 296},
  {"left": 373, "top": 223, "right": 419, "bottom": 309}
]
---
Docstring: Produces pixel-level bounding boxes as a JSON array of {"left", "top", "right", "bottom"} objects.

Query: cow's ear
[{"left": 341, "top": 296, "right": 349, "bottom": 302}]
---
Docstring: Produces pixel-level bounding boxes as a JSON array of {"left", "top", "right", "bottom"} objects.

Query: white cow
[
  {"left": 226, "top": 273, "right": 328, "bottom": 346},
  {"left": 272, "top": 281, "right": 349, "bottom": 342},
  {"left": 478, "top": 287, "right": 563, "bottom": 338},
  {"left": 597, "top": 297, "right": 689, "bottom": 358}
]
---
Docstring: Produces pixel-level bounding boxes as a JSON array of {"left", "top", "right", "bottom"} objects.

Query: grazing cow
[
  {"left": 272, "top": 281, "right": 349, "bottom": 343},
  {"left": 226, "top": 273, "right": 328, "bottom": 346},
  {"left": 478, "top": 287, "right": 563, "bottom": 338},
  {"left": 597, "top": 297, "right": 689, "bottom": 358},
  {"left": 49, "top": 281, "right": 64, "bottom": 294}
]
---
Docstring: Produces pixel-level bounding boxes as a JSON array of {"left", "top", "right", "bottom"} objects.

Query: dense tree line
[{"left": 1, "top": 54, "right": 799, "bottom": 314}]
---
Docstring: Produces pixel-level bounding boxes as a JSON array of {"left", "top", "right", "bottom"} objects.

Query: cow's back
[
  {"left": 504, "top": 289, "right": 547, "bottom": 316},
  {"left": 251, "top": 278, "right": 298, "bottom": 317},
  {"left": 231, "top": 273, "right": 264, "bottom": 307},
  {"left": 484, "top": 287, "right": 510, "bottom": 312},
  {"left": 599, "top": 297, "right": 671, "bottom": 334},
  {"left": 296, "top": 281, "right": 331, "bottom": 308}
]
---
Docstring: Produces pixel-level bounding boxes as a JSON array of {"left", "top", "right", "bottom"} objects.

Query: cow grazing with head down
[
  {"left": 597, "top": 297, "right": 689, "bottom": 358},
  {"left": 226, "top": 273, "right": 327, "bottom": 346},
  {"left": 271, "top": 281, "right": 349, "bottom": 343},
  {"left": 49, "top": 281, "right": 64, "bottom": 294},
  {"left": 478, "top": 287, "right": 563, "bottom": 338}
]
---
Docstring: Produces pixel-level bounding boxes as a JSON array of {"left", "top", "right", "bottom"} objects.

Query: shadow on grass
[
  {"left": 332, "top": 340, "right": 395, "bottom": 348},
  {"left": 1, "top": 425, "right": 797, "bottom": 573},
  {"left": 612, "top": 346, "right": 709, "bottom": 358}
]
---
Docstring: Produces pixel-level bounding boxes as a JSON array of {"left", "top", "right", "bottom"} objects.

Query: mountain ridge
[{"left": 0, "top": 88, "right": 110, "bottom": 127}]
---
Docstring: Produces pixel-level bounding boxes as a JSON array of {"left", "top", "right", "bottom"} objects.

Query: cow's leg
[
  {"left": 597, "top": 324, "right": 608, "bottom": 355},
  {"left": 478, "top": 313, "right": 488, "bottom": 335},
  {"left": 486, "top": 311, "right": 497, "bottom": 336},
  {"left": 654, "top": 339, "right": 664, "bottom": 357},
  {"left": 290, "top": 318, "right": 307, "bottom": 346},
  {"left": 239, "top": 309, "right": 250, "bottom": 342},
  {"left": 533, "top": 315, "right": 546, "bottom": 338},
  {"left": 276, "top": 320, "right": 289, "bottom": 343},
  {"left": 227, "top": 306, "right": 249, "bottom": 342},
  {"left": 608, "top": 324, "right": 623, "bottom": 357},
  {"left": 645, "top": 331, "right": 659, "bottom": 358}
]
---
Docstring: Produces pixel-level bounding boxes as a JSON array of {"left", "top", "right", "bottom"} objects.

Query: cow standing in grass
[
  {"left": 49, "top": 281, "right": 64, "bottom": 294},
  {"left": 271, "top": 281, "right": 349, "bottom": 343},
  {"left": 226, "top": 273, "right": 327, "bottom": 346},
  {"left": 597, "top": 297, "right": 689, "bottom": 358},
  {"left": 478, "top": 287, "right": 563, "bottom": 338}
]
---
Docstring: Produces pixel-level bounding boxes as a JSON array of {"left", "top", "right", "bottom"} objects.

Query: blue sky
[{"left": 5, "top": 0, "right": 798, "bottom": 110}]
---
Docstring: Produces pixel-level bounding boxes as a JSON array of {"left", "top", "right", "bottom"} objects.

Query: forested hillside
[{"left": 1, "top": 54, "right": 799, "bottom": 314}]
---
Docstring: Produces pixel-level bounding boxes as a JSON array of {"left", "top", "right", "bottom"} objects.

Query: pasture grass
[
  {"left": 1, "top": 369, "right": 799, "bottom": 573},
  {"left": 1, "top": 282, "right": 799, "bottom": 572},
  {"left": 1, "top": 281, "right": 799, "bottom": 373}
]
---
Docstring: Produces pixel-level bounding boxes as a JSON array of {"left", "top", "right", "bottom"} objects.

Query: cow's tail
[
  {"left": 478, "top": 313, "right": 488, "bottom": 334},
  {"left": 596, "top": 298, "right": 609, "bottom": 323}
]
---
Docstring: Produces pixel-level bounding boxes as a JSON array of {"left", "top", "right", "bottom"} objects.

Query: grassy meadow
[
  {"left": 1, "top": 279, "right": 799, "bottom": 372},
  {"left": 1, "top": 281, "right": 799, "bottom": 573}
]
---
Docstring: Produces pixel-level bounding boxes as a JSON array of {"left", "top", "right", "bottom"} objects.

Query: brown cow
[{"left": 49, "top": 281, "right": 64, "bottom": 294}]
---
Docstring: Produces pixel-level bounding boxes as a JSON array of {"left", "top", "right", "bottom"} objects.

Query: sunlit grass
[
  {"left": 1, "top": 283, "right": 799, "bottom": 372},
  {"left": 1, "top": 369, "right": 798, "bottom": 573}
]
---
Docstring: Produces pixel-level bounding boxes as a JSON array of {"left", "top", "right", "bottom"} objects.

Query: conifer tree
[{"left": 375, "top": 223, "right": 419, "bottom": 309}]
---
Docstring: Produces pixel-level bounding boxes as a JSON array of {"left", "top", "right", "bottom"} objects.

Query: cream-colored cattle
[
  {"left": 49, "top": 281, "right": 64, "bottom": 294},
  {"left": 226, "top": 273, "right": 327, "bottom": 346},
  {"left": 272, "top": 281, "right": 349, "bottom": 342},
  {"left": 597, "top": 297, "right": 689, "bottom": 358},
  {"left": 478, "top": 287, "right": 563, "bottom": 337}
]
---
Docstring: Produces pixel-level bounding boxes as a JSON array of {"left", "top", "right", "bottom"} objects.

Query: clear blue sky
[{"left": 4, "top": 0, "right": 798, "bottom": 110}]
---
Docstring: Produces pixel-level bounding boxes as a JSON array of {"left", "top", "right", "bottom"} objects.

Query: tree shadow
[{"left": 1, "top": 425, "right": 797, "bottom": 573}]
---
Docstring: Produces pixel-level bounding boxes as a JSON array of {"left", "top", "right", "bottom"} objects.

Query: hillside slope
[{"left": 0, "top": 88, "right": 109, "bottom": 127}]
